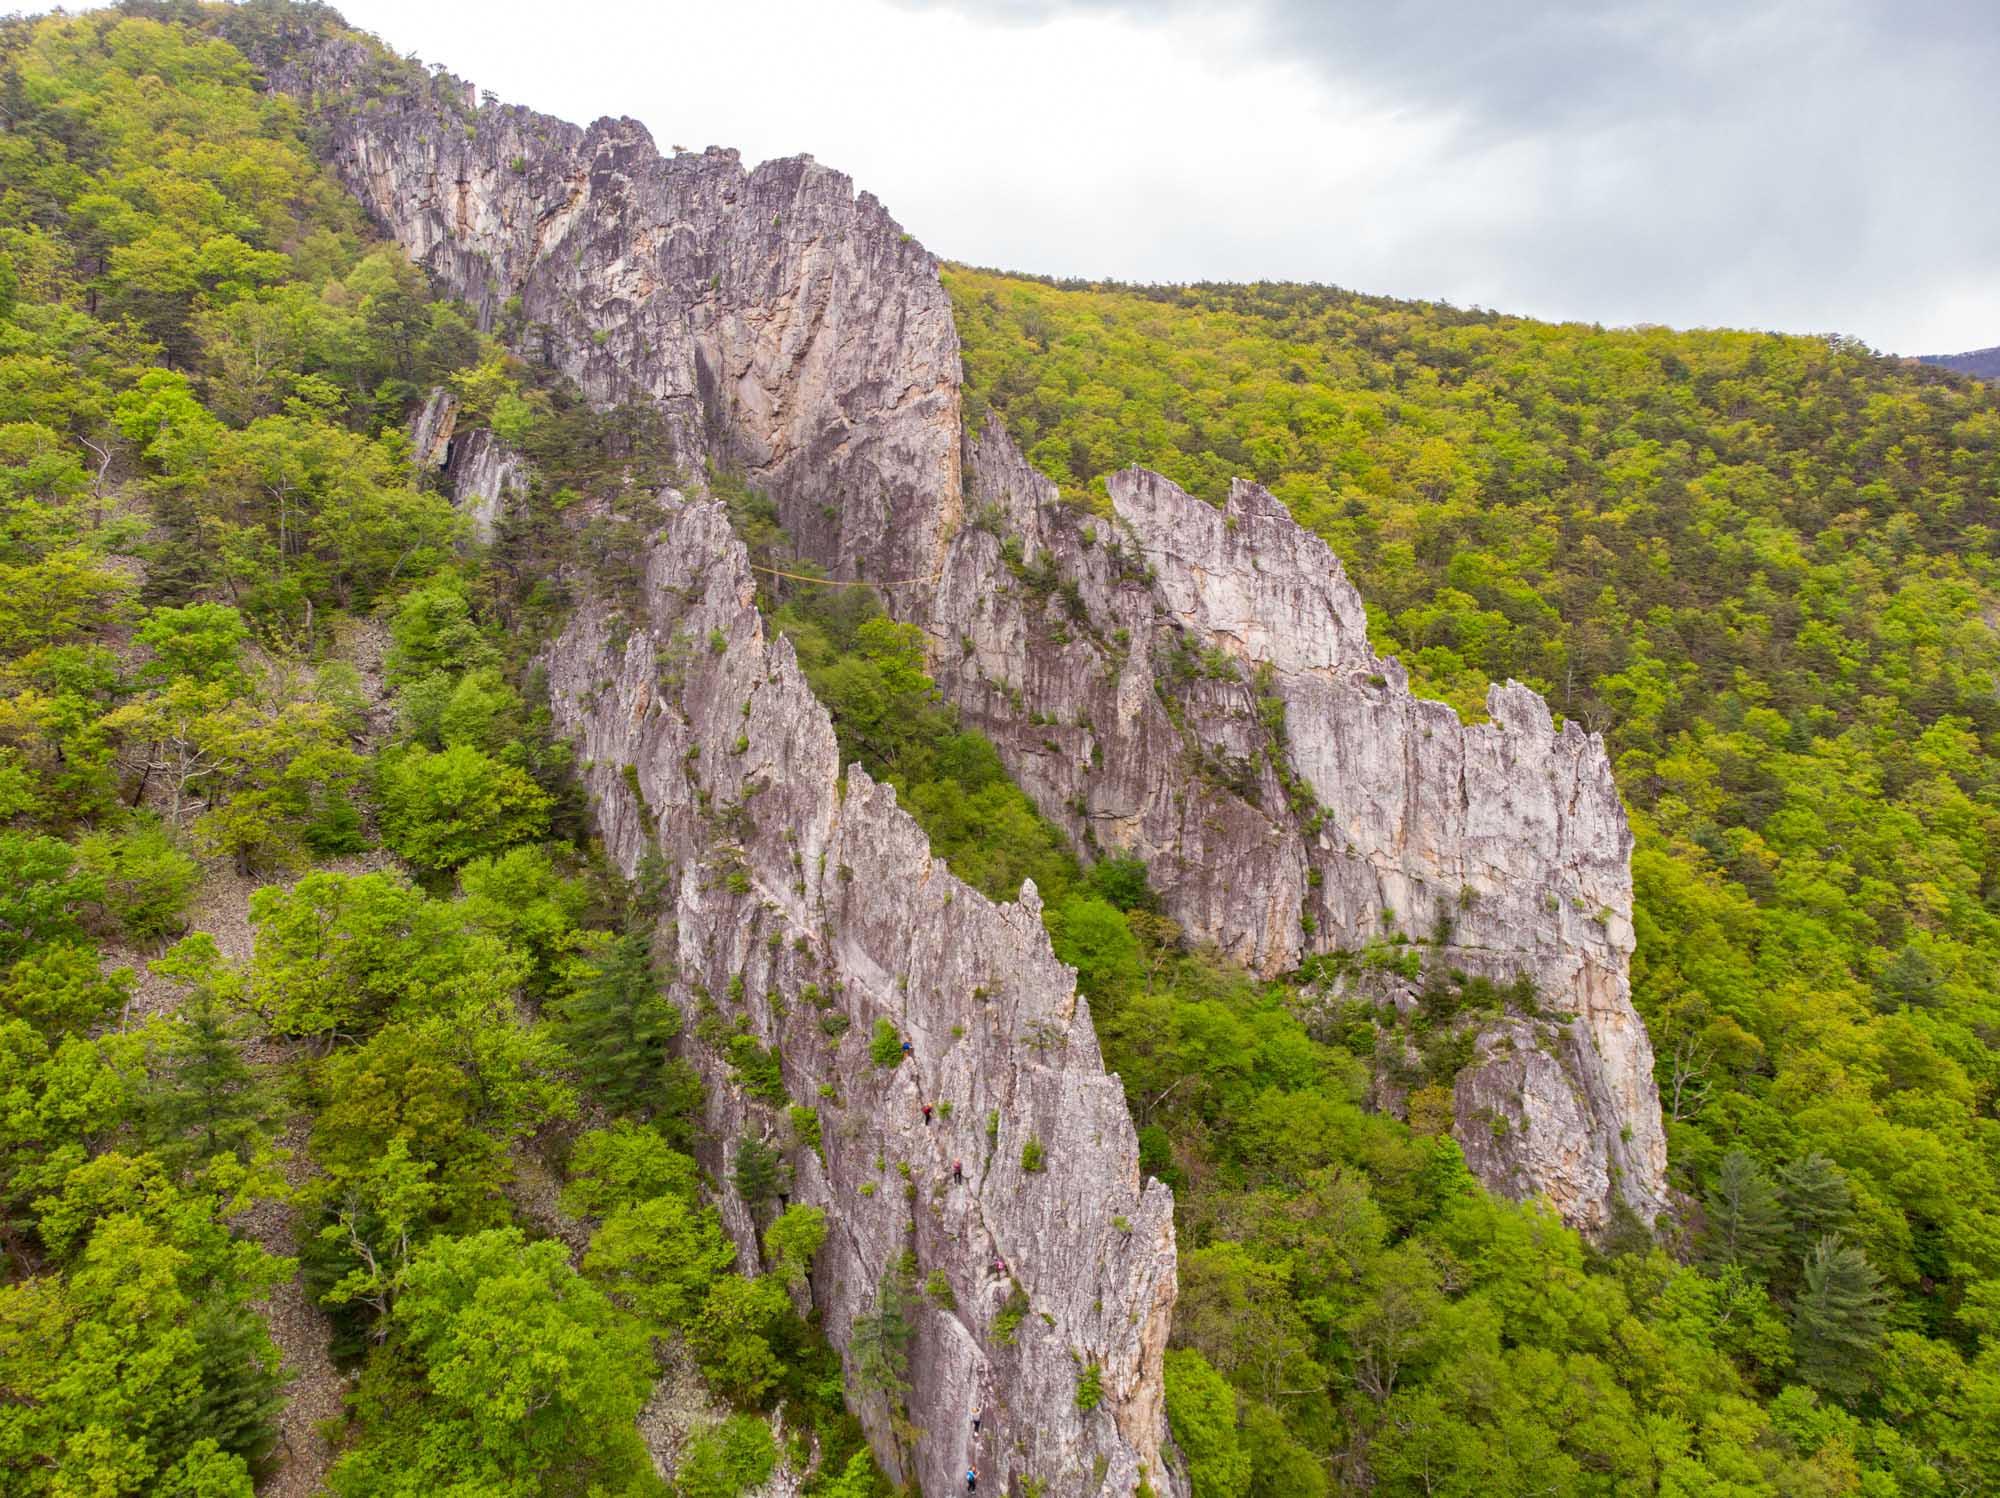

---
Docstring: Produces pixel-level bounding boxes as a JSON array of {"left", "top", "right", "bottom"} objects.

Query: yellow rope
[{"left": 747, "top": 562, "right": 943, "bottom": 589}]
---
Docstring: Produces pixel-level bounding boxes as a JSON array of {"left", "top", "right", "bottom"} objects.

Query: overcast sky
[{"left": 313, "top": 0, "right": 1996, "bottom": 354}]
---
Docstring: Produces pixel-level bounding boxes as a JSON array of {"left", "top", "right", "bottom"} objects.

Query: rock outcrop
[
  {"left": 926, "top": 438, "right": 1668, "bottom": 1231},
  {"left": 545, "top": 495, "right": 1177, "bottom": 1496},
  {"left": 267, "top": 32, "right": 961, "bottom": 588},
  {"left": 267, "top": 0, "right": 1664, "bottom": 1358},
  {"left": 409, "top": 387, "right": 524, "bottom": 541},
  {"left": 263, "top": 43, "right": 1181, "bottom": 1490}
]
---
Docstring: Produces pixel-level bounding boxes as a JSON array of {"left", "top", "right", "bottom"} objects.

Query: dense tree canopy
[{"left": 0, "top": 9, "right": 874, "bottom": 1495}]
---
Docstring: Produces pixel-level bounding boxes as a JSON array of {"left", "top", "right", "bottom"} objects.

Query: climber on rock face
[
  {"left": 972, "top": 1405, "right": 981, "bottom": 1433},
  {"left": 922, "top": 1101, "right": 934, "bottom": 1125},
  {"left": 953, "top": 1158, "right": 963, "bottom": 1183},
  {"left": 901, "top": 1038, "right": 913, "bottom": 1058},
  {"left": 990, "top": 1255, "right": 1006, "bottom": 1276},
  {"left": 966, "top": 1467, "right": 978, "bottom": 1493}
]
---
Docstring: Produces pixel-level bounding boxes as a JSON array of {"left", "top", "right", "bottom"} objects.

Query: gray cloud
[
  {"left": 305, "top": 0, "right": 2000, "bottom": 352},
  {"left": 898, "top": 0, "right": 2000, "bottom": 351},
  {"left": 907, "top": 0, "right": 1993, "bottom": 135}
]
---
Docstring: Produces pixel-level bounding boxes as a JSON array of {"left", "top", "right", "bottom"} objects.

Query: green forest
[
  {"left": 0, "top": 8, "right": 869, "bottom": 1496},
  {"left": 0, "top": 0, "right": 1997, "bottom": 1495},
  {"left": 942, "top": 268, "right": 2000, "bottom": 1492}
]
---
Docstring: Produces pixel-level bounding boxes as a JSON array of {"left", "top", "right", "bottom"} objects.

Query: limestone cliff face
[
  {"left": 272, "top": 18, "right": 1663, "bottom": 1261},
  {"left": 926, "top": 436, "right": 1667, "bottom": 1231},
  {"left": 409, "top": 387, "right": 523, "bottom": 542},
  {"left": 545, "top": 496, "right": 1177, "bottom": 1495},
  {"left": 267, "top": 34, "right": 961, "bottom": 588}
]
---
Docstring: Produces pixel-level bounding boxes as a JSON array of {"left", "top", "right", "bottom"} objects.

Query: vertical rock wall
[
  {"left": 268, "top": 34, "right": 962, "bottom": 586},
  {"left": 925, "top": 436, "right": 1668, "bottom": 1231},
  {"left": 262, "top": 42, "right": 1181, "bottom": 1490},
  {"left": 1110, "top": 469, "right": 1666, "bottom": 1229},
  {"left": 544, "top": 496, "right": 1178, "bottom": 1495}
]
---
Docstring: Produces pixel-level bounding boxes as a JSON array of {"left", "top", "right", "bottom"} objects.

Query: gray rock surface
[
  {"left": 545, "top": 496, "right": 1178, "bottom": 1496},
  {"left": 410, "top": 385, "right": 457, "bottom": 471},
  {"left": 408, "top": 387, "right": 524, "bottom": 541},
  {"left": 1112, "top": 468, "right": 1667, "bottom": 1231},
  {"left": 265, "top": 47, "right": 1181, "bottom": 1487},
  {"left": 927, "top": 447, "right": 1668, "bottom": 1231},
  {"left": 1453, "top": 1020, "right": 1615, "bottom": 1224},
  {"left": 268, "top": 35, "right": 961, "bottom": 589}
]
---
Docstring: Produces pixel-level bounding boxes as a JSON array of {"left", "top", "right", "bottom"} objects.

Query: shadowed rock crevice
[{"left": 409, "top": 387, "right": 524, "bottom": 542}]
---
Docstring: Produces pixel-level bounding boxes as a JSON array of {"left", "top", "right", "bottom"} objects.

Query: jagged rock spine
[{"left": 544, "top": 497, "right": 1177, "bottom": 1495}]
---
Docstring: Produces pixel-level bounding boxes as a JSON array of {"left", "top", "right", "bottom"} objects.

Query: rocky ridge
[
  {"left": 267, "top": 32, "right": 962, "bottom": 588},
  {"left": 931, "top": 430, "right": 1667, "bottom": 1230},
  {"left": 261, "top": 16, "right": 1668, "bottom": 1471},
  {"left": 544, "top": 496, "right": 1177, "bottom": 1495},
  {"left": 264, "top": 37, "right": 1181, "bottom": 1489}
]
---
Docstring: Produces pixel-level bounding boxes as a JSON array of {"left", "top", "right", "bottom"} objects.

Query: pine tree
[
  {"left": 850, "top": 1265, "right": 913, "bottom": 1404},
  {"left": 1874, "top": 944, "right": 1942, "bottom": 1011},
  {"left": 1779, "top": 1152, "right": 1854, "bottom": 1257},
  {"left": 1792, "top": 1234, "right": 1887, "bottom": 1398},
  {"left": 731, "top": 1134, "right": 786, "bottom": 1215},
  {"left": 141, "top": 989, "right": 265, "bottom": 1169},
  {"left": 651, "top": 1059, "right": 706, "bottom": 1152},
  {"left": 552, "top": 932, "right": 682, "bottom": 1117},
  {"left": 849, "top": 1258, "right": 918, "bottom": 1469},
  {"left": 164, "top": 1299, "right": 287, "bottom": 1476},
  {"left": 1703, "top": 1147, "right": 1787, "bottom": 1274}
]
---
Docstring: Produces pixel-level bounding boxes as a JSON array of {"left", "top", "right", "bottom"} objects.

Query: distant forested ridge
[{"left": 1920, "top": 345, "right": 2000, "bottom": 381}]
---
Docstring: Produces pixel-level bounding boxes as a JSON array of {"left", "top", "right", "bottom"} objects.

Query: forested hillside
[
  {"left": 3, "top": 2, "right": 1999, "bottom": 1496},
  {"left": 1920, "top": 348, "right": 2000, "bottom": 381},
  {"left": 0, "top": 9, "right": 870, "bottom": 1495},
  {"left": 950, "top": 267, "right": 2000, "bottom": 1491}
]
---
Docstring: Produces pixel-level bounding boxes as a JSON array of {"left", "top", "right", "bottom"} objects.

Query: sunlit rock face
[
  {"left": 924, "top": 446, "right": 1668, "bottom": 1233},
  {"left": 268, "top": 33, "right": 962, "bottom": 589}
]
